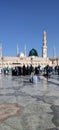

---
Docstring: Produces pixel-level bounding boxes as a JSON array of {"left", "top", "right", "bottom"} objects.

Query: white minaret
[
  {"left": 53, "top": 47, "right": 56, "bottom": 58},
  {"left": 16, "top": 44, "right": 19, "bottom": 56},
  {"left": 24, "top": 45, "right": 26, "bottom": 57},
  {"left": 0, "top": 43, "right": 2, "bottom": 58},
  {"left": 42, "top": 31, "right": 47, "bottom": 58}
]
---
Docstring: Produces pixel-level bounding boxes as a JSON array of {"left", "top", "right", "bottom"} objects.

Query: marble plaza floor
[{"left": 0, "top": 74, "right": 59, "bottom": 130}]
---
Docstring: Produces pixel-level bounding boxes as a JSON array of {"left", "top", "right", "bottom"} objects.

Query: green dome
[{"left": 29, "top": 48, "right": 38, "bottom": 56}]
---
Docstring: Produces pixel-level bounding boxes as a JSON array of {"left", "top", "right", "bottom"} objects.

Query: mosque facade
[{"left": 0, "top": 31, "right": 59, "bottom": 70}]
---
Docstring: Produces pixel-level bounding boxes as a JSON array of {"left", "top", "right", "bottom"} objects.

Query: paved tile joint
[{"left": 0, "top": 75, "right": 59, "bottom": 130}]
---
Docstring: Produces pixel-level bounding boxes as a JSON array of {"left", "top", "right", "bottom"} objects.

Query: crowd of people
[
  {"left": 11, "top": 64, "right": 59, "bottom": 83},
  {"left": 1, "top": 64, "right": 59, "bottom": 83}
]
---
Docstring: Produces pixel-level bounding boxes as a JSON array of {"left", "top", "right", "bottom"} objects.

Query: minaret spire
[
  {"left": 16, "top": 43, "right": 19, "bottom": 56},
  {"left": 53, "top": 47, "right": 56, "bottom": 58},
  {"left": 0, "top": 43, "right": 2, "bottom": 58},
  {"left": 24, "top": 44, "right": 26, "bottom": 57},
  {"left": 42, "top": 31, "right": 47, "bottom": 58},
  {"left": 43, "top": 31, "right": 47, "bottom": 46}
]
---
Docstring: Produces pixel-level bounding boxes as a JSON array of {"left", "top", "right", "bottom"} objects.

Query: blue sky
[{"left": 0, "top": 0, "right": 59, "bottom": 57}]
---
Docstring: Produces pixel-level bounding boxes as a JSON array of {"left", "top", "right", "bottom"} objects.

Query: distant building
[{"left": 0, "top": 31, "right": 59, "bottom": 69}]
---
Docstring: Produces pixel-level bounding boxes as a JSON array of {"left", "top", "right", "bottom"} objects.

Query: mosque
[{"left": 0, "top": 31, "right": 59, "bottom": 70}]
